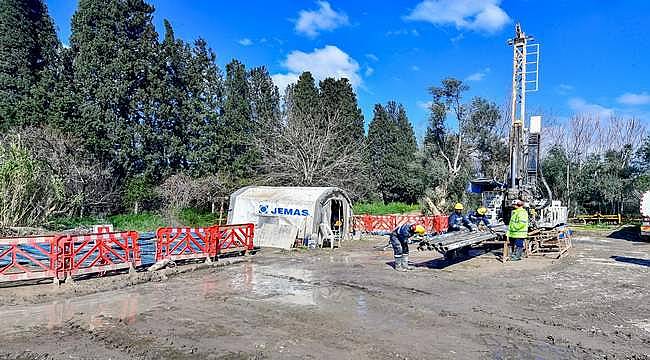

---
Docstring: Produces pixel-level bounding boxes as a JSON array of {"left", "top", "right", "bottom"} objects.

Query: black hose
[{"left": 538, "top": 161, "right": 553, "bottom": 210}]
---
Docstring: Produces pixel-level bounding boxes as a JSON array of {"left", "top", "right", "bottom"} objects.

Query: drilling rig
[
  {"left": 498, "top": 23, "right": 567, "bottom": 229},
  {"left": 426, "top": 23, "right": 571, "bottom": 260}
]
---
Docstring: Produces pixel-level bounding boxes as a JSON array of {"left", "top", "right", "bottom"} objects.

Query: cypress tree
[
  {"left": 289, "top": 71, "right": 320, "bottom": 118},
  {"left": 319, "top": 77, "right": 365, "bottom": 147},
  {"left": 185, "top": 38, "right": 224, "bottom": 177},
  {"left": 368, "top": 101, "right": 420, "bottom": 203},
  {"left": 248, "top": 66, "right": 280, "bottom": 139},
  {"left": 0, "top": 0, "right": 59, "bottom": 129},
  {"left": 70, "top": 0, "right": 160, "bottom": 178},
  {"left": 154, "top": 19, "right": 194, "bottom": 175},
  {"left": 222, "top": 59, "right": 255, "bottom": 180}
]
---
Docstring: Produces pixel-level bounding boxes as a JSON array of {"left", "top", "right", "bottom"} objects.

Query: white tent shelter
[{"left": 227, "top": 186, "right": 353, "bottom": 249}]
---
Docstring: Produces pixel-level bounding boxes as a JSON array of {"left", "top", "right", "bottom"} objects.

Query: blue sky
[{"left": 46, "top": 1, "right": 650, "bottom": 140}]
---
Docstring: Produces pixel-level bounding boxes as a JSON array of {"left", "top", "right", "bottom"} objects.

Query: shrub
[
  {"left": 0, "top": 138, "right": 63, "bottom": 227},
  {"left": 123, "top": 175, "right": 157, "bottom": 214},
  {"left": 353, "top": 202, "right": 420, "bottom": 215}
]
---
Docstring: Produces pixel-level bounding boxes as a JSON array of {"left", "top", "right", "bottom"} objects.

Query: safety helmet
[
  {"left": 511, "top": 199, "right": 523, "bottom": 207},
  {"left": 454, "top": 203, "right": 464, "bottom": 210},
  {"left": 477, "top": 207, "right": 487, "bottom": 215},
  {"left": 414, "top": 224, "right": 426, "bottom": 235}
]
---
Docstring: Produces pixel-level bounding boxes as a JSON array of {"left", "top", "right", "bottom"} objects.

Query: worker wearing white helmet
[{"left": 389, "top": 223, "right": 426, "bottom": 271}]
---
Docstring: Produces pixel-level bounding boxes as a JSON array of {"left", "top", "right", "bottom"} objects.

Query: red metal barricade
[
  {"left": 434, "top": 215, "right": 449, "bottom": 233},
  {"left": 396, "top": 215, "right": 436, "bottom": 234},
  {"left": 0, "top": 235, "right": 65, "bottom": 283},
  {"left": 353, "top": 216, "right": 366, "bottom": 232},
  {"left": 155, "top": 227, "right": 213, "bottom": 262},
  {"left": 61, "top": 231, "right": 140, "bottom": 278},
  {"left": 212, "top": 223, "right": 255, "bottom": 254},
  {"left": 353, "top": 214, "right": 449, "bottom": 234},
  {"left": 362, "top": 215, "right": 396, "bottom": 232}
]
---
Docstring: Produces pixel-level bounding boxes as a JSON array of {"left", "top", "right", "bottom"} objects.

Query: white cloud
[
  {"left": 272, "top": 45, "right": 362, "bottom": 91},
  {"left": 365, "top": 66, "right": 374, "bottom": 76},
  {"left": 295, "top": 1, "right": 349, "bottom": 38},
  {"left": 450, "top": 33, "right": 464, "bottom": 43},
  {"left": 270, "top": 73, "right": 300, "bottom": 93},
  {"left": 366, "top": 53, "right": 379, "bottom": 62},
  {"left": 411, "top": 65, "right": 420, "bottom": 71},
  {"left": 386, "top": 28, "right": 420, "bottom": 36},
  {"left": 466, "top": 67, "right": 490, "bottom": 81},
  {"left": 238, "top": 38, "right": 253, "bottom": 46},
  {"left": 556, "top": 83, "right": 574, "bottom": 95},
  {"left": 405, "top": 0, "right": 510, "bottom": 34},
  {"left": 568, "top": 97, "right": 614, "bottom": 118},
  {"left": 417, "top": 100, "right": 432, "bottom": 110},
  {"left": 617, "top": 92, "right": 650, "bottom": 106}
]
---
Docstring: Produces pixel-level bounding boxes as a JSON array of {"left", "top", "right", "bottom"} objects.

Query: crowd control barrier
[
  {"left": 154, "top": 227, "right": 214, "bottom": 262},
  {"left": 0, "top": 223, "right": 255, "bottom": 285},
  {"left": 0, "top": 235, "right": 65, "bottom": 283},
  {"left": 61, "top": 231, "right": 140, "bottom": 279},
  {"left": 213, "top": 223, "right": 255, "bottom": 254},
  {"left": 353, "top": 215, "right": 449, "bottom": 234},
  {"left": 155, "top": 223, "right": 255, "bottom": 262}
]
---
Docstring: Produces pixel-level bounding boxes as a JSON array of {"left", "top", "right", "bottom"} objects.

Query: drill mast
[{"left": 507, "top": 23, "right": 539, "bottom": 198}]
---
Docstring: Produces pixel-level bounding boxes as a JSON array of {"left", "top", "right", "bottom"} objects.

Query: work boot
[
  {"left": 511, "top": 247, "right": 523, "bottom": 261},
  {"left": 402, "top": 255, "right": 414, "bottom": 270},
  {"left": 394, "top": 257, "right": 406, "bottom": 271}
]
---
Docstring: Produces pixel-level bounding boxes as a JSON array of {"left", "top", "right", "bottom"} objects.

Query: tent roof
[{"left": 231, "top": 186, "right": 349, "bottom": 204}]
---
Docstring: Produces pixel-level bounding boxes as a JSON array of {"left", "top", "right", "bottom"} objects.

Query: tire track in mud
[
  {"left": 40, "top": 316, "right": 219, "bottom": 360},
  {"left": 258, "top": 271, "right": 442, "bottom": 300}
]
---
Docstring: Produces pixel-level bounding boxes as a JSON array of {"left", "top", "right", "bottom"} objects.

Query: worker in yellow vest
[{"left": 508, "top": 199, "right": 528, "bottom": 261}]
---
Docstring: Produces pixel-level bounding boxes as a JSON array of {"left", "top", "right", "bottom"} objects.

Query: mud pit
[{"left": 0, "top": 231, "right": 648, "bottom": 359}]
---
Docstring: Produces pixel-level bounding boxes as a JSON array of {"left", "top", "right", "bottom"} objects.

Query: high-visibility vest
[{"left": 508, "top": 207, "right": 529, "bottom": 239}]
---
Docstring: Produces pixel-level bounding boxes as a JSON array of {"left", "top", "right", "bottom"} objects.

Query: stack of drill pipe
[{"left": 430, "top": 231, "right": 498, "bottom": 253}]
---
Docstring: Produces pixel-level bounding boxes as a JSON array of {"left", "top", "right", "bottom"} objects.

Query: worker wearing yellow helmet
[
  {"left": 448, "top": 203, "right": 473, "bottom": 232},
  {"left": 469, "top": 206, "right": 491, "bottom": 227},
  {"left": 389, "top": 223, "right": 426, "bottom": 271}
]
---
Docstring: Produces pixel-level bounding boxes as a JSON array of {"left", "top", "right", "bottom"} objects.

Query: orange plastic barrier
[
  {"left": 155, "top": 227, "right": 214, "bottom": 262},
  {"left": 0, "top": 222, "right": 256, "bottom": 285},
  {"left": 354, "top": 215, "right": 449, "bottom": 234},
  {"left": 0, "top": 235, "right": 65, "bottom": 283},
  {"left": 155, "top": 223, "right": 255, "bottom": 262},
  {"left": 61, "top": 231, "right": 140, "bottom": 278},
  {"left": 213, "top": 223, "right": 255, "bottom": 254}
]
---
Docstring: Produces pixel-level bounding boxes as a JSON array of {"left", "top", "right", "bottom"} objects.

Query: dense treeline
[{"left": 0, "top": 0, "right": 648, "bottom": 228}]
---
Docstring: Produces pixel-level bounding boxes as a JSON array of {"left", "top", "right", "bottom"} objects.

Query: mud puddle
[
  {"left": 201, "top": 261, "right": 372, "bottom": 314},
  {"left": 0, "top": 288, "right": 158, "bottom": 336}
]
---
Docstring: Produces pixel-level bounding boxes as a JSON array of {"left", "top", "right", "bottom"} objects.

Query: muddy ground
[{"left": 0, "top": 229, "right": 648, "bottom": 360}]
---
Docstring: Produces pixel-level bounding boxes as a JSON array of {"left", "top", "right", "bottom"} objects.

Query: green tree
[
  {"left": 0, "top": 0, "right": 59, "bottom": 129},
  {"left": 222, "top": 59, "right": 255, "bottom": 180},
  {"left": 153, "top": 19, "right": 194, "bottom": 175},
  {"left": 465, "top": 98, "right": 508, "bottom": 179},
  {"left": 319, "top": 77, "right": 365, "bottom": 147},
  {"left": 248, "top": 66, "right": 281, "bottom": 141},
  {"left": 368, "top": 102, "right": 420, "bottom": 203},
  {"left": 423, "top": 77, "right": 505, "bottom": 208},
  {"left": 288, "top": 72, "right": 320, "bottom": 118},
  {"left": 185, "top": 39, "right": 224, "bottom": 177},
  {"left": 70, "top": 0, "right": 160, "bottom": 178},
  {"left": 541, "top": 145, "right": 569, "bottom": 204}
]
